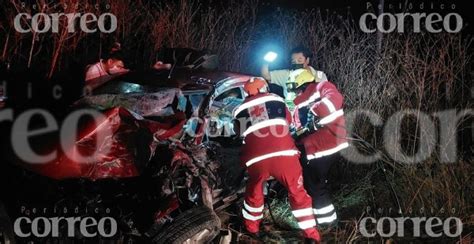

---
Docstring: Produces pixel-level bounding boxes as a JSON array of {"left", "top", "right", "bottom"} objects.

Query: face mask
[
  {"left": 286, "top": 82, "right": 296, "bottom": 92},
  {"left": 291, "top": 64, "right": 305, "bottom": 70}
]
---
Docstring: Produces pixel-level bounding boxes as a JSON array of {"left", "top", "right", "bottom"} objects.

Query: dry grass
[{"left": 1, "top": 0, "right": 472, "bottom": 241}]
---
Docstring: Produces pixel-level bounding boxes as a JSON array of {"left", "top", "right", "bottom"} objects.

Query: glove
[
  {"left": 305, "top": 112, "right": 322, "bottom": 133},
  {"left": 291, "top": 114, "right": 323, "bottom": 140}
]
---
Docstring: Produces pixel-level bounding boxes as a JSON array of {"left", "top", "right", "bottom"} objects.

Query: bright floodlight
[{"left": 264, "top": 51, "right": 278, "bottom": 62}]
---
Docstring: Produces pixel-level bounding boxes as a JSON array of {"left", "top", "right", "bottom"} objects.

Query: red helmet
[{"left": 244, "top": 77, "right": 268, "bottom": 96}]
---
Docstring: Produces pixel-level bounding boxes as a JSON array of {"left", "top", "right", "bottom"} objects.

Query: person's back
[
  {"left": 233, "top": 77, "right": 321, "bottom": 242},
  {"left": 234, "top": 92, "right": 297, "bottom": 167}
]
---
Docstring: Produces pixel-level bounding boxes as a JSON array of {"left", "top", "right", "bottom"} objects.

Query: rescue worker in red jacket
[
  {"left": 288, "top": 69, "right": 349, "bottom": 227},
  {"left": 233, "top": 77, "right": 321, "bottom": 242}
]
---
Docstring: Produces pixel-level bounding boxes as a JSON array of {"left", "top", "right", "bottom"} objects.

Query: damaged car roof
[{"left": 92, "top": 68, "right": 252, "bottom": 95}]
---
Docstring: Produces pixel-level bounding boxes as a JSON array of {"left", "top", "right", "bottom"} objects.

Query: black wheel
[
  {"left": 0, "top": 202, "right": 15, "bottom": 244},
  {"left": 151, "top": 206, "right": 220, "bottom": 244}
]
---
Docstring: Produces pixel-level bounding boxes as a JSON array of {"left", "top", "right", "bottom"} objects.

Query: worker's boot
[
  {"left": 304, "top": 238, "right": 320, "bottom": 244},
  {"left": 239, "top": 216, "right": 262, "bottom": 241},
  {"left": 240, "top": 229, "right": 263, "bottom": 242},
  {"left": 303, "top": 228, "right": 321, "bottom": 244}
]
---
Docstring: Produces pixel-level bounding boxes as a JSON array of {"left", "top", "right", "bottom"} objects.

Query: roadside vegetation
[{"left": 1, "top": 0, "right": 472, "bottom": 242}]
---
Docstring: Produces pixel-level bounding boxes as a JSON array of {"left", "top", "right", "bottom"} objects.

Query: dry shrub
[{"left": 0, "top": 0, "right": 472, "bottom": 240}]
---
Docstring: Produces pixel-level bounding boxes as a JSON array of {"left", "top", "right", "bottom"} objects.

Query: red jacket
[
  {"left": 293, "top": 81, "right": 348, "bottom": 160},
  {"left": 233, "top": 93, "right": 299, "bottom": 167}
]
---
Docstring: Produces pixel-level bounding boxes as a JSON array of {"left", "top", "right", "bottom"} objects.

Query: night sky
[{"left": 263, "top": 0, "right": 473, "bottom": 34}]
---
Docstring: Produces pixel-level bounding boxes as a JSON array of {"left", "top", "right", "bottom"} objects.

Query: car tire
[
  {"left": 151, "top": 206, "right": 220, "bottom": 244},
  {"left": 0, "top": 202, "right": 15, "bottom": 244}
]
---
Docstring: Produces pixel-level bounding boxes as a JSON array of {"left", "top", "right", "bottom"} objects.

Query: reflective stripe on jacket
[
  {"left": 293, "top": 81, "right": 348, "bottom": 160},
  {"left": 233, "top": 93, "right": 299, "bottom": 167}
]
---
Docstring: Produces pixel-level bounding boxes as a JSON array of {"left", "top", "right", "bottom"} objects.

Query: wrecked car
[
  {"left": 85, "top": 68, "right": 251, "bottom": 138},
  {"left": 0, "top": 65, "right": 251, "bottom": 243}
]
